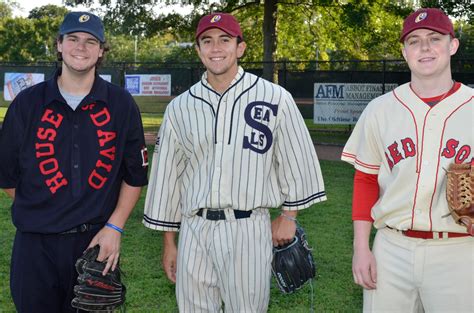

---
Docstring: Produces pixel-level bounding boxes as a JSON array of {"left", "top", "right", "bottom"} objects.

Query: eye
[{"left": 407, "top": 39, "right": 419, "bottom": 46}]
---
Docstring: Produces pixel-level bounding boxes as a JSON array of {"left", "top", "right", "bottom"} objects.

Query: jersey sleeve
[
  {"left": 122, "top": 97, "right": 148, "bottom": 187},
  {"left": 341, "top": 102, "right": 382, "bottom": 174},
  {"left": 275, "top": 92, "right": 327, "bottom": 211},
  {"left": 143, "top": 108, "right": 184, "bottom": 232},
  {"left": 0, "top": 98, "right": 24, "bottom": 188}
]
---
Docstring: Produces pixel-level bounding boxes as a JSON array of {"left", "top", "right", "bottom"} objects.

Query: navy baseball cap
[{"left": 60, "top": 12, "right": 105, "bottom": 42}]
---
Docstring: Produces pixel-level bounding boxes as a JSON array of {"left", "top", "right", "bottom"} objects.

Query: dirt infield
[{"left": 144, "top": 132, "right": 343, "bottom": 161}]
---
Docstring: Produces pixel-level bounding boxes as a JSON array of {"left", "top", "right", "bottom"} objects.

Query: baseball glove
[
  {"left": 71, "top": 245, "right": 126, "bottom": 312},
  {"left": 446, "top": 161, "right": 474, "bottom": 235},
  {"left": 272, "top": 226, "right": 316, "bottom": 293}
]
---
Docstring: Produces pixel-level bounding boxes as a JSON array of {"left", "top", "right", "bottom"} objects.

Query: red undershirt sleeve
[{"left": 352, "top": 170, "right": 379, "bottom": 222}]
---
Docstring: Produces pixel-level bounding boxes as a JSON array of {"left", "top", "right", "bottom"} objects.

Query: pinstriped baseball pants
[{"left": 176, "top": 208, "right": 273, "bottom": 313}]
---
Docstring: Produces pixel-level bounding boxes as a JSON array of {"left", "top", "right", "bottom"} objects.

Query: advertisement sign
[
  {"left": 314, "top": 83, "right": 397, "bottom": 125},
  {"left": 125, "top": 74, "right": 171, "bottom": 96},
  {"left": 4, "top": 73, "right": 45, "bottom": 101}
]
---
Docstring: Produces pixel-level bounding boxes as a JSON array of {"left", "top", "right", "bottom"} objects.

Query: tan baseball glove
[{"left": 446, "top": 161, "right": 474, "bottom": 235}]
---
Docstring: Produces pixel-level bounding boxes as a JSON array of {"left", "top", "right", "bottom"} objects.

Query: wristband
[
  {"left": 105, "top": 222, "right": 124, "bottom": 234},
  {"left": 280, "top": 212, "right": 297, "bottom": 222}
]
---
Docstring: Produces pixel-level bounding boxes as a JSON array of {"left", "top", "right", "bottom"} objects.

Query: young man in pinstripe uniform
[{"left": 144, "top": 12, "right": 326, "bottom": 312}]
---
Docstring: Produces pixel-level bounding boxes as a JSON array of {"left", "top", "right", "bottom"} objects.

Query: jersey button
[
  {"left": 73, "top": 164, "right": 79, "bottom": 169},
  {"left": 415, "top": 209, "right": 421, "bottom": 215},
  {"left": 74, "top": 144, "right": 79, "bottom": 148},
  {"left": 74, "top": 124, "right": 78, "bottom": 129}
]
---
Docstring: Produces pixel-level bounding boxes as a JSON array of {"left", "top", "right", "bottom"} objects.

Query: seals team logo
[
  {"left": 210, "top": 15, "right": 221, "bottom": 23},
  {"left": 415, "top": 12, "right": 427, "bottom": 23},
  {"left": 243, "top": 101, "right": 278, "bottom": 154},
  {"left": 79, "top": 14, "right": 90, "bottom": 23}
]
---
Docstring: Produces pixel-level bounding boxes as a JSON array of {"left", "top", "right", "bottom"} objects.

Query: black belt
[
  {"left": 60, "top": 223, "right": 103, "bottom": 235},
  {"left": 197, "top": 209, "right": 252, "bottom": 220}
]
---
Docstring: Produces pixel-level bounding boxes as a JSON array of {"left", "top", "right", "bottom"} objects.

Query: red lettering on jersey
[
  {"left": 82, "top": 103, "right": 96, "bottom": 111},
  {"left": 96, "top": 159, "right": 112, "bottom": 173},
  {"left": 37, "top": 128, "right": 57, "bottom": 142},
  {"left": 88, "top": 170, "right": 107, "bottom": 189},
  {"left": 385, "top": 152, "right": 394, "bottom": 171},
  {"left": 441, "top": 139, "right": 459, "bottom": 158},
  {"left": 387, "top": 142, "right": 403, "bottom": 166},
  {"left": 455, "top": 145, "right": 471, "bottom": 164},
  {"left": 41, "top": 109, "right": 63, "bottom": 129},
  {"left": 45, "top": 171, "right": 68, "bottom": 194},
  {"left": 99, "top": 146, "right": 116, "bottom": 161},
  {"left": 401, "top": 138, "right": 416, "bottom": 158},
  {"left": 90, "top": 107, "right": 111, "bottom": 127},
  {"left": 39, "top": 158, "right": 59, "bottom": 175},
  {"left": 35, "top": 143, "right": 55, "bottom": 158},
  {"left": 97, "top": 130, "right": 116, "bottom": 147}
]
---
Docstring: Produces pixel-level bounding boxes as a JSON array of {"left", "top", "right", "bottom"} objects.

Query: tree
[{"left": 28, "top": 4, "right": 68, "bottom": 19}]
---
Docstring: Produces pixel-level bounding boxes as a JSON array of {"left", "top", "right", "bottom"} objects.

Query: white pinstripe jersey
[
  {"left": 144, "top": 67, "right": 326, "bottom": 231},
  {"left": 342, "top": 82, "right": 473, "bottom": 232}
]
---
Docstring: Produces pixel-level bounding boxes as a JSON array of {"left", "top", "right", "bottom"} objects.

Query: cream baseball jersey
[
  {"left": 342, "top": 83, "right": 473, "bottom": 232},
  {"left": 144, "top": 66, "right": 326, "bottom": 231}
]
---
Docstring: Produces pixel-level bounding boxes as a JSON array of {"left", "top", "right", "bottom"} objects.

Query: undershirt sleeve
[{"left": 352, "top": 170, "right": 379, "bottom": 221}]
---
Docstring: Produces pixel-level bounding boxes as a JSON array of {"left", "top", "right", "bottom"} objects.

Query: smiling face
[
  {"left": 57, "top": 32, "right": 104, "bottom": 75},
  {"left": 195, "top": 28, "right": 246, "bottom": 86},
  {"left": 402, "top": 28, "right": 459, "bottom": 81}
]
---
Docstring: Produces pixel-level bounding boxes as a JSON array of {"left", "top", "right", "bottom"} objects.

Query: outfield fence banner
[
  {"left": 3, "top": 72, "right": 44, "bottom": 101},
  {"left": 313, "top": 83, "right": 398, "bottom": 125},
  {"left": 124, "top": 74, "right": 171, "bottom": 96}
]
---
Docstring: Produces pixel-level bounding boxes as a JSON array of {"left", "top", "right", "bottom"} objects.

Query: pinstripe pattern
[
  {"left": 143, "top": 67, "right": 326, "bottom": 230},
  {"left": 176, "top": 209, "right": 272, "bottom": 312},
  {"left": 143, "top": 66, "right": 327, "bottom": 311}
]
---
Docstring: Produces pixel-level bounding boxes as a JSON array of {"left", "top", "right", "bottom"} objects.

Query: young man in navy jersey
[{"left": 0, "top": 12, "right": 148, "bottom": 312}]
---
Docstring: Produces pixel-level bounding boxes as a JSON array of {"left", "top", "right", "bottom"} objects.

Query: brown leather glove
[{"left": 446, "top": 161, "right": 474, "bottom": 235}]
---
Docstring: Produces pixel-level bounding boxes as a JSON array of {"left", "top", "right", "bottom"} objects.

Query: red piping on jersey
[
  {"left": 341, "top": 152, "right": 380, "bottom": 171},
  {"left": 428, "top": 96, "right": 472, "bottom": 231},
  {"left": 393, "top": 89, "right": 421, "bottom": 229}
]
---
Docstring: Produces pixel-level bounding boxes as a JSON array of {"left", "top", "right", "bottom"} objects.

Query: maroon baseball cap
[
  {"left": 400, "top": 8, "right": 454, "bottom": 42},
  {"left": 195, "top": 13, "right": 243, "bottom": 40}
]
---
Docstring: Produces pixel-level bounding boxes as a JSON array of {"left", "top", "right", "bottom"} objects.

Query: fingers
[
  {"left": 163, "top": 260, "right": 177, "bottom": 283},
  {"left": 353, "top": 263, "right": 377, "bottom": 290},
  {"left": 271, "top": 216, "right": 297, "bottom": 247}
]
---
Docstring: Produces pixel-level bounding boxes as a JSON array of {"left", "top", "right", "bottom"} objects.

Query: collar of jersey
[
  {"left": 200, "top": 66, "right": 244, "bottom": 95},
  {"left": 44, "top": 68, "right": 109, "bottom": 107}
]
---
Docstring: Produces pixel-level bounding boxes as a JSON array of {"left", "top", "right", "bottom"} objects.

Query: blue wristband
[{"left": 105, "top": 222, "right": 124, "bottom": 234}]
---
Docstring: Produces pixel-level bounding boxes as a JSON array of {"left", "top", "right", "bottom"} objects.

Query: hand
[
  {"left": 88, "top": 226, "right": 122, "bottom": 276},
  {"left": 352, "top": 245, "right": 377, "bottom": 290},
  {"left": 162, "top": 241, "right": 177, "bottom": 283},
  {"left": 271, "top": 214, "right": 297, "bottom": 247}
]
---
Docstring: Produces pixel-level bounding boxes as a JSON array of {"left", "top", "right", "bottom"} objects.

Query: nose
[{"left": 420, "top": 38, "right": 431, "bottom": 51}]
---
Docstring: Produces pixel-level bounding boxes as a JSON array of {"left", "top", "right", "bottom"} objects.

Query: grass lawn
[{"left": 0, "top": 154, "right": 361, "bottom": 312}]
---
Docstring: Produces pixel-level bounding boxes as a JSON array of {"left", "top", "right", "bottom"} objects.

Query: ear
[
  {"left": 401, "top": 45, "right": 408, "bottom": 62},
  {"left": 57, "top": 39, "right": 62, "bottom": 53},
  {"left": 236, "top": 41, "right": 246, "bottom": 59},
  {"left": 449, "top": 38, "right": 459, "bottom": 56}
]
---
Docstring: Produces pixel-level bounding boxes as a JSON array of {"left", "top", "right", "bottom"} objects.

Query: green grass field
[{"left": 0, "top": 155, "right": 361, "bottom": 312}]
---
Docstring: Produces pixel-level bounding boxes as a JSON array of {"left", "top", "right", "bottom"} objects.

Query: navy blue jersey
[{"left": 0, "top": 69, "right": 148, "bottom": 233}]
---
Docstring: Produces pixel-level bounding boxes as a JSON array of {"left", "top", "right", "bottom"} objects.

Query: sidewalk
[{"left": 144, "top": 132, "right": 343, "bottom": 161}]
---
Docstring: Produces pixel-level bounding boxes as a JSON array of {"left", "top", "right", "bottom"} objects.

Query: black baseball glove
[
  {"left": 272, "top": 226, "right": 316, "bottom": 293},
  {"left": 71, "top": 245, "right": 126, "bottom": 312}
]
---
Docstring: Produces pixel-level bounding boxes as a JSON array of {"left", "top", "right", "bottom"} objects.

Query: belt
[
  {"left": 60, "top": 223, "right": 103, "bottom": 235},
  {"left": 196, "top": 209, "right": 252, "bottom": 220},
  {"left": 388, "top": 226, "right": 470, "bottom": 239}
]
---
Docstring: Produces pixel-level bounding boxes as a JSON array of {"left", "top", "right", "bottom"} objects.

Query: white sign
[
  {"left": 313, "top": 83, "right": 397, "bottom": 125},
  {"left": 4, "top": 73, "right": 45, "bottom": 101},
  {"left": 99, "top": 74, "right": 112, "bottom": 82},
  {"left": 124, "top": 74, "right": 171, "bottom": 96}
]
